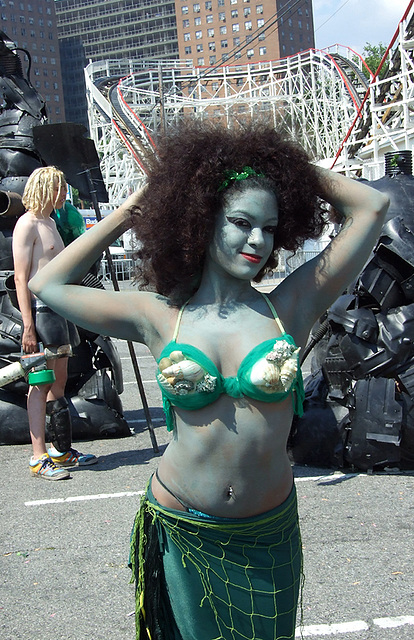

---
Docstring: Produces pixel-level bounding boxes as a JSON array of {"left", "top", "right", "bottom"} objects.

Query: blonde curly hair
[{"left": 22, "top": 166, "right": 67, "bottom": 214}]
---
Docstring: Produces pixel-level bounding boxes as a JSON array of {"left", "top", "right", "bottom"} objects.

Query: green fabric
[
  {"left": 131, "top": 484, "right": 303, "bottom": 640},
  {"left": 157, "top": 336, "right": 305, "bottom": 432},
  {"left": 52, "top": 202, "right": 86, "bottom": 246}
]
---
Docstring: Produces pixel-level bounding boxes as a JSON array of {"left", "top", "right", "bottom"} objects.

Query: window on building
[
  {"left": 193, "top": 3, "right": 200, "bottom": 12},
  {"left": 257, "top": 18, "right": 264, "bottom": 27},
  {"left": 205, "top": 0, "right": 212, "bottom": 9},
  {"left": 231, "top": 9, "right": 238, "bottom": 17},
  {"left": 222, "top": 53, "right": 229, "bottom": 61},
  {"left": 258, "top": 31, "right": 265, "bottom": 40},
  {"left": 209, "top": 55, "right": 216, "bottom": 64},
  {"left": 259, "top": 46, "right": 266, "bottom": 55},
  {"left": 245, "top": 20, "right": 252, "bottom": 29},
  {"left": 207, "top": 27, "right": 214, "bottom": 37},
  {"left": 194, "top": 16, "right": 201, "bottom": 24},
  {"left": 195, "top": 30, "right": 202, "bottom": 38},
  {"left": 185, "top": 45, "right": 191, "bottom": 54},
  {"left": 219, "top": 11, "right": 225, "bottom": 20},
  {"left": 221, "top": 39, "right": 227, "bottom": 47},
  {"left": 184, "top": 32, "right": 191, "bottom": 41},
  {"left": 209, "top": 41, "right": 215, "bottom": 50},
  {"left": 196, "top": 43, "right": 203, "bottom": 51},
  {"left": 247, "top": 48, "right": 254, "bottom": 57},
  {"left": 220, "top": 25, "right": 227, "bottom": 34},
  {"left": 181, "top": 6, "right": 189, "bottom": 13},
  {"left": 244, "top": 7, "right": 250, "bottom": 16},
  {"left": 232, "top": 23, "right": 239, "bottom": 32},
  {"left": 218, "top": 0, "right": 225, "bottom": 5},
  {"left": 206, "top": 14, "right": 213, "bottom": 23},
  {"left": 183, "top": 18, "right": 190, "bottom": 27},
  {"left": 233, "top": 36, "right": 240, "bottom": 45},
  {"left": 198, "top": 57, "right": 204, "bottom": 64},
  {"left": 256, "top": 4, "right": 263, "bottom": 13}
]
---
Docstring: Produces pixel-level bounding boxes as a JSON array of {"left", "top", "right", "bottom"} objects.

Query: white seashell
[
  {"left": 157, "top": 373, "right": 176, "bottom": 394},
  {"left": 161, "top": 360, "right": 205, "bottom": 384},
  {"left": 158, "top": 357, "right": 173, "bottom": 372},
  {"left": 169, "top": 350, "right": 185, "bottom": 363},
  {"left": 250, "top": 358, "right": 281, "bottom": 390},
  {"left": 279, "top": 349, "right": 300, "bottom": 392}
]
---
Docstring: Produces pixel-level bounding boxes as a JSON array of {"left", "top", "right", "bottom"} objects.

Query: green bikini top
[{"left": 156, "top": 293, "right": 304, "bottom": 431}]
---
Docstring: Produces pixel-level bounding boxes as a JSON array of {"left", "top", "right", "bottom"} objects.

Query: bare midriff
[{"left": 151, "top": 393, "right": 294, "bottom": 518}]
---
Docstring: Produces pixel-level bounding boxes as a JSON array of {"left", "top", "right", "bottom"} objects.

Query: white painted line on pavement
[
  {"left": 295, "top": 473, "right": 360, "bottom": 483},
  {"left": 120, "top": 355, "right": 154, "bottom": 360},
  {"left": 373, "top": 615, "right": 414, "bottom": 628},
  {"left": 25, "top": 490, "right": 144, "bottom": 507},
  {"left": 296, "top": 616, "right": 414, "bottom": 636},
  {"left": 124, "top": 379, "right": 158, "bottom": 384},
  {"left": 296, "top": 620, "right": 369, "bottom": 636}
]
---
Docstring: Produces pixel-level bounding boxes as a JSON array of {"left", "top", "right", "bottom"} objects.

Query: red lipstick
[{"left": 241, "top": 253, "right": 262, "bottom": 264}]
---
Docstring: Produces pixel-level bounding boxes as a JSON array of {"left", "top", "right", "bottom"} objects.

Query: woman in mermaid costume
[{"left": 29, "top": 120, "right": 389, "bottom": 640}]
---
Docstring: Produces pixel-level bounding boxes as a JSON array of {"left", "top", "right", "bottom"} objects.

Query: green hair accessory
[{"left": 217, "top": 166, "right": 265, "bottom": 192}]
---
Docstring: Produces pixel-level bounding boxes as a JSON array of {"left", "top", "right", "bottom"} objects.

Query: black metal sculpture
[
  {"left": 289, "top": 151, "right": 414, "bottom": 471},
  {"left": 0, "top": 31, "right": 130, "bottom": 444}
]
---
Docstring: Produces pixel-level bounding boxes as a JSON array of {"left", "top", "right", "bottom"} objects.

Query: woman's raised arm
[
  {"left": 29, "top": 189, "right": 164, "bottom": 345},
  {"left": 275, "top": 168, "right": 390, "bottom": 341}
]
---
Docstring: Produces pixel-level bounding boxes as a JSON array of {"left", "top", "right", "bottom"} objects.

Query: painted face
[{"left": 207, "top": 187, "right": 279, "bottom": 280}]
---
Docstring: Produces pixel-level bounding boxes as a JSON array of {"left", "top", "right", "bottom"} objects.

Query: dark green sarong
[{"left": 130, "top": 483, "right": 302, "bottom": 640}]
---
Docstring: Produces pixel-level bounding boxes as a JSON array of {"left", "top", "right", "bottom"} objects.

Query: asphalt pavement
[{"left": 1, "top": 328, "right": 413, "bottom": 640}]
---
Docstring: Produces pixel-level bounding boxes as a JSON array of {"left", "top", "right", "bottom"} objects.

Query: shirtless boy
[{"left": 12, "top": 166, "right": 96, "bottom": 480}]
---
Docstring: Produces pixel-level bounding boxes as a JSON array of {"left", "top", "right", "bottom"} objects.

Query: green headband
[{"left": 217, "top": 166, "right": 265, "bottom": 192}]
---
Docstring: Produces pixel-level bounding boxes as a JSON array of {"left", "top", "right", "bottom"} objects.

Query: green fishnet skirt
[{"left": 130, "top": 483, "right": 302, "bottom": 640}]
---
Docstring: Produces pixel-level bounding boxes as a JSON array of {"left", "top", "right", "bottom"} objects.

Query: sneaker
[
  {"left": 30, "top": 454, "right": 70, "bottom": 480},
  {"left": 48, "top": 446, "right": 98, "bottom": 468}
]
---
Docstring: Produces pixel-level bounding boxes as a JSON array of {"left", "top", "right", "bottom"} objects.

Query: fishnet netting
[{"left": 131, "top": 487, "right": 303, "bottom": 640}]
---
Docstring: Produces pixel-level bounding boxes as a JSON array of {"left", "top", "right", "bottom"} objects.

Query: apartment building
[
  {"left": 54, "top": 0, "right": 179, "bottom": 127},
  {"left": 0, "top": 0, "right": 65, "bottom": 122},
  {"left": 176, "top": 0, "right": 315, "bottom": 67}
]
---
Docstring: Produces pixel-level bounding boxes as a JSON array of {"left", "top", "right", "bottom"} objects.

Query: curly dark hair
[{"left": 131, "top": 118, "right": 327, "bottom": 303}]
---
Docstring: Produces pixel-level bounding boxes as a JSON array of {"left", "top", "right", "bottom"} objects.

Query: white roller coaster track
[{"left": 85, "top": 3, "right": 414, "bottom": 206}]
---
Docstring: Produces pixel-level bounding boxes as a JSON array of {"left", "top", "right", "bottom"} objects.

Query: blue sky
[{"left": 312, "top": 0, "right": 410, "bottom": 55}]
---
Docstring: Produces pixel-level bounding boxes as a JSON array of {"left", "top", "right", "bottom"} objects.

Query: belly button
[{"left": 226, "top": 485, "right": 235, "bottom": 499}]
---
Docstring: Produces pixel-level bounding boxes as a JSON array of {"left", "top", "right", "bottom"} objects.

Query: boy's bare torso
[{"left": 26, "top": 213, "right": 65, "bottom": 281}]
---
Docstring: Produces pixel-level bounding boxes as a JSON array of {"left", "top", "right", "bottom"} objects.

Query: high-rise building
[
  {"left": 55, "top": 0, "right": 314, "bottom": 128},
  {"left": 0, "top": 0, "right": 65, "bottom": 123},
  {"left": 176, "top": 0, "right": 314, "bottom": 66},
  {"left": 54, "top": 0, "right": 179, "bottom": 127}
]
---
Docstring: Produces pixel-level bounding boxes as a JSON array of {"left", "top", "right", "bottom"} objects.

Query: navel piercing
[{"left": 227, "top": 485, "right": 234, "bottom": 497}]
